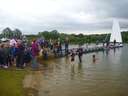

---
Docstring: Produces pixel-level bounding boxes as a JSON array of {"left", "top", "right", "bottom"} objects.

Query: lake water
[{"left": 27, "top": 44, "right": 128, "bottom": 96}]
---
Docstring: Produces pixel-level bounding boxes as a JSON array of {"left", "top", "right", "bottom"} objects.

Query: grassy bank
[{"left": 0, "top": 69, "right": 27, "bottom": 96}]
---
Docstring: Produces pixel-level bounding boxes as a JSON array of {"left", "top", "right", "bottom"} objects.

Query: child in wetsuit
[
  {"left": 92, "top": 54, "right": 98, "bottom": 64},
  {"left": 70, "top": 49, "right": 76, "bottom": 62}
]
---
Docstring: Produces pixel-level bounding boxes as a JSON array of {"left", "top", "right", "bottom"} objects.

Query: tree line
[
  {"left": 0, "top": 27, "right": 22, "bottom": 39},
  {"left": 26, "top": 30, "right": 128, "bottom": 44},
  {"left": 1, "top": 27, "right": 128, "bottom": 44}
]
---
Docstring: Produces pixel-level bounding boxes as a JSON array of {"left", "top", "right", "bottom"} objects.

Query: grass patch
[{"left": 0, "top": 69, "right": 27, "bottom": 96}]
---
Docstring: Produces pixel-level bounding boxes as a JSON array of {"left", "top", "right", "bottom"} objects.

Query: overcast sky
[{"left": 0, "top": 0, "right": 128, "bottom": 34}]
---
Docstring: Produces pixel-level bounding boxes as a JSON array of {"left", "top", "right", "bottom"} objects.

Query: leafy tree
[
  {"left": 1, "top": 27, "right": 22, "bottom": 39},
  {"left": 2, "top": 27, "right": 13, "bottom": 38},
  {"left": 13, "top": 29, "right": 22, "bottom": 39},
  {"left": 38, "top": 30, "right": 59, "bottom": 40}
]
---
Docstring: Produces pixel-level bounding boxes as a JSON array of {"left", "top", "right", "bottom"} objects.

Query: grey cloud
[
  {"left": 0, "top": 0, "right": 128, "bottom": 34},
  {"left": 91, "top": 0, "right": 128, "bottom": 19}
]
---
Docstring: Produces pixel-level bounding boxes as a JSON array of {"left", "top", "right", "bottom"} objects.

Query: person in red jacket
[{"left": 31, "top": 40, "right": 39, "bottom": 69}]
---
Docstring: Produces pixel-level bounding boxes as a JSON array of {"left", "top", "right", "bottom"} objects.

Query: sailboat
[{"left": 110, "top": 19, "right": 123, "bottom": 47}]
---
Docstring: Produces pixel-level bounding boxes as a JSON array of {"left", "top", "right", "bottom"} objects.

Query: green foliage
[
  {"left": 2, "top": 27, "right": 13, "bottom": 38},
  {"left": 1, "top": 28, "right": 128, "bottom": 44},
  {"left": 38, "top": 30, "right": 59, "bottom": 40},
  {"left": 122, "top": 31, "right": 128, "bottom": 43},
  {"left": 25, "top": 30, "right": 128, "bottom": 44},
  {"left": 25, "top": 35, "right": 39, "bottom": 44},
  {"left": 13, "top": 29, "right": 22, "bottom": 39},
  {"left": 1, "top": 27, "right": 22, "bottom": 39}
]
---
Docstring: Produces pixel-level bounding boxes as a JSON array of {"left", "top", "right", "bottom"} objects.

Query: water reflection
[
  {"left": 105, "top": 49, "right": 110, "bottom": 56},
  {"left": 65, "top": 56, "right": 70, "bottom": 64},
  {"left": 109, "top": 48, "right": 122, "bottom": 64},
  {"left": 78, "top": 62, "right": 82, "bottom": 71},
  {"left": 113, "top": 48, "right": 116, "bottom": 55},
  {"left": 70, "top": 63, "right": 75, "bottom": 80}
]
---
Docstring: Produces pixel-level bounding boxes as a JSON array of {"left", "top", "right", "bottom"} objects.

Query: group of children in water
[
  {"left": 70, "top": 47, "right": 83, "bottom": 63},
  {"left": 70, "top": 47, "right": 97, "bottom": 64}
]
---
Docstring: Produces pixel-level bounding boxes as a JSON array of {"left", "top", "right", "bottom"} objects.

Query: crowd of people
[
  {"left": 0, "top": 38, "right": 77, "bottom": 69},
  {"left": 3, "top": 37, "right": 106, "bottom": 71},
  {"left": 0, "top": 39, "right": 31, "bottom": 69}
]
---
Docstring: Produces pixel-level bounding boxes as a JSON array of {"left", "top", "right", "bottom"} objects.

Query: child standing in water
[
  {"left": 92, "top": 54, "right": 99, "bottom": 64},
  {"left": 70, "top": 49, "right": 76, "bottom": 62},
  {"left": 92, "top": 54, "right": 96, "bottom": 63}
]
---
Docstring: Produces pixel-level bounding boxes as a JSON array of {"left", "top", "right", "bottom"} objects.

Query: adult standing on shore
[
  {"left": 3, "top": 43, "right": 11, "bottom": 68},
  {"left": 65, "top": 37, "right": 69, "bottom": 55},
  {"left": 0, "top": 44, "right": 5, "bottom": 68},
  {"left": 31, "top": 40, "right": 39, "bottom": 69},
  {"left": 42, "top": 46, "right": 48, "bottom": 60},
  {"left": 15, "top": 41, "right": 25, "bottom": 69}
]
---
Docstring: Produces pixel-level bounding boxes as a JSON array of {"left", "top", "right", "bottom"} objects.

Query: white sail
[{"left": 110, "top": 19, "right": 122, "bottom": 43}]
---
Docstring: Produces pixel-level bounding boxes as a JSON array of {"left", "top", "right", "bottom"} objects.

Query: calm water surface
[{"left": 34, "top": 44, "right": 128, "bottom": 96}]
